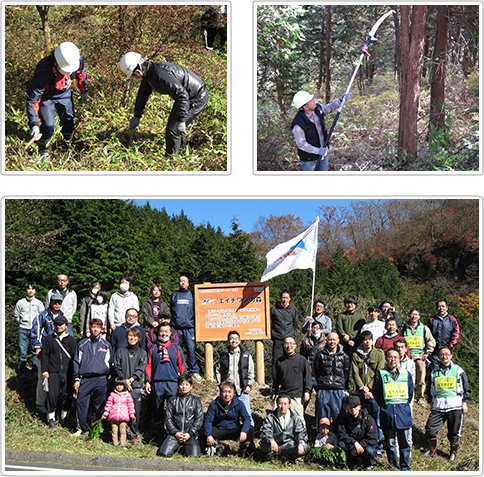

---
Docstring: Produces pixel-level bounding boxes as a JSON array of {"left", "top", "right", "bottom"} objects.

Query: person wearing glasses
[
  {"left": 110, "top": 308, "right": 146, "bottom": 353},
  {"left": 45, "top": 274, "right": 77, "bottom": 337},
  {"left": 422, "top": 348, "right": 470, "bottom": 463},
  {"left": 373, "top": 348, "right": 414, "bottom": 471}
]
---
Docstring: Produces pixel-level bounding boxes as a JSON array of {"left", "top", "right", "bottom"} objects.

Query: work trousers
[
  {"left": 175, "top": 328, "right": 200, "bottom": 373},
  {"left": 38, "top": 95, "right": 75, "bottom": 148},
  {"left": 206, "top": 27, "right": 227, "bottom": 48},
  {"left": 165, "top": 88, "right": 209, "bottom": 156},
  {"left": 35, "top": 355, "right": 47, "bottom": 407},
  {"left": 316, "top": 388, "right": 346, "bottom": 423},
  {"left": 412, "top": 358, "right": 426, "bottom": 398},
  {"left": 260, "top": 438, "right": 310, "bottom": 459},
  {"left": 383, "top": 428, "right": 411, "bottom": 471},
  {"left": 158, "top": 434, "right": 201, "bottom": 457},
  {"left": 128, "top": 387, "right": 142, "bottom": 439},
  {"left": 425, "top": 409, "right": 463, "bottom": 444},
  {"left": 152, "top": 380, "right": 178, "bottom": 424},
  {"left": 76, "top": 375, "right": 108, "bottom": 433},
  {"left": 338, "top": 440, "right": 377, "bottom": 468},
  {"left": 45, "top": 372, "right": 73, "bottom": 415}
]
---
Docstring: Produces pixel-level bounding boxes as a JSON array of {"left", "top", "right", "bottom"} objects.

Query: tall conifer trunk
[
  {"left": 397, "top": 5, "right": 428, "bottom": 168},
  {"left": 429, "top": 6, "right": 450, "bottom": 134}
]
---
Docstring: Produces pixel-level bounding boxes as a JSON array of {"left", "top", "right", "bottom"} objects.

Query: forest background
[
  {"left": 257, "top": 4, "right": 479, "bottom": 171},
  {"left": 4, "top": 5, "right": 227, "bottom": 171},
  {"left": 4, "top": 198, "right": 479, "bottom": 398}
]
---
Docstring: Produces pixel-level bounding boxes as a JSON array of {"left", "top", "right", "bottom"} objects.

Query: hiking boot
[{"left": 48, "top": 419, "right": 56, "bottom": 429}]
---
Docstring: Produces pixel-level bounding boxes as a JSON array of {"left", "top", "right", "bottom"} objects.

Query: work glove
[
  {"left": 340, "top": 92, "right": 350, "bottom": 103},
  {"left": 30, "top": 125, "right": 40, "bottom": 139},
  {"left": 318, "top": 147, "right": 328, "bottom": 157},
  {"left": 173, "top": 121, "right": 186, "bottom": 136},
  {"left": 80, "top": 93, "right": 88, "bottom": 104},
  {"left": 129, "top": 117, "right": 140, "bottom": 131}
]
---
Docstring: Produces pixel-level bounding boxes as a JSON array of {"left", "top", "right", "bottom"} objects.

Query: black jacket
[
  {"left": 313, "top": 343, "right": 350, "bottom": 390},
  {"left": 134, "top": 62, "right": 207, "bottom": 121},
  {"left": 165, "top": 392, "right": 204, "bottom": 437},
  {"left": 41, "top": 333, "right": 77, "bottom": 375},
  {"left": 335, "top": 407, "right": 378, "bottom": 449},
  {"left": 113, "top": 343, "right": 147, "bottom": 390},
  {"left": 273, "top": 352, "right": 312, "bottom": 398},
  {"left": 270, "top": 303, "right": 298, "bottom": 341}
]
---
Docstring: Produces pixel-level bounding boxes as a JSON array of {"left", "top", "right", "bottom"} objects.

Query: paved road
[{"left": 5, "top": 449, "right": 267, "bottom": 473}]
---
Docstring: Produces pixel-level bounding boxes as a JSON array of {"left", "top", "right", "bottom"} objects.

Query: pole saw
[{"left": 315, "top": 9, "right": 395, "bottom": 170}]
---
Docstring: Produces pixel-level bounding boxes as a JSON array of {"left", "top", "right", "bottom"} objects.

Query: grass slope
[{"left": 4, "top": 364, "right": 480, "bottom": 472}]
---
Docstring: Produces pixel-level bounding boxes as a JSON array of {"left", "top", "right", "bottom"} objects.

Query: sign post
[{"left": 194, "top": 282, "right": 270, "bottom": 384}]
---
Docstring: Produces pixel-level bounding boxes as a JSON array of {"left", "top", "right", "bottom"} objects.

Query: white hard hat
[
  {"left": 293, "top": 91, "right": 314, "bottom": 109},
  {"left": 54, "top": 42, "right": 80, "bottom": 75},
  {"left": 119, "top": 52, "right": 143, "bottom": 79}
]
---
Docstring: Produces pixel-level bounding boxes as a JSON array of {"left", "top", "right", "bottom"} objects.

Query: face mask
[
  {"left": 96, "top": 296, "right": 103, "bottom": 304},
  {"left": 120, "top": 283, "right": 129, "bottom": 292},
  {"left": 92, "top": 288, "right": 99, "bottom": 296},
  {"left": 158, "top": 336, "right": 169, "bottom": 343},
  {"left": 311, "top": 332, "right": 321, "bottom": 340}
]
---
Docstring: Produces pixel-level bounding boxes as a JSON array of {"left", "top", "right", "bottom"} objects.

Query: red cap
[{"left": 319, "top": 417, "right": 331, "bottom": 426}]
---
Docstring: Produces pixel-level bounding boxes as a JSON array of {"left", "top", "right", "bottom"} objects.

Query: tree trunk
[
  {"left": 421, "top": 6, "right": 433, "bottom": 78},
  {"left": 325, "top": 6, "right": 332, "bottom": 103},
  {"left": 36, "top": 6, "right": 51, "bottom": 52},
  {"left": 429, "top": 6, "right": 450, "bottom": 134},
  {"left": 317, "top": 8, "right": 324, "bottom": 93},
  {"left": 397, "top": 5, "right": 428, "bottom": 168}
]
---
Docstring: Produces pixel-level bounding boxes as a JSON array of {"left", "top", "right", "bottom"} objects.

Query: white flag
[{"left": 261, "top": 217, "right": 319, "bottom": 282}]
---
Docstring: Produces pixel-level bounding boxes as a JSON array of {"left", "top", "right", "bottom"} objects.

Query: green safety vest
[
  {"left": 434, "top": 365, "right": 459, "bottom": 398},
  {"left": 403, "top": 324, "right": 425, "bottom": 353},
  {"left": 380, "top": 369, "right": 409, "bottom": 404}
]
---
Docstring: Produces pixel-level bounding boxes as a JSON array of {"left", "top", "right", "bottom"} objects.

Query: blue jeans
[
  {"left": 316, "top": 389, "right": 345, "bottom": 422},
  {"left": 177, "top": 328, "right": 200, "bottom": 373},
  {"left": 301, "top": 155, "right": 328, "bottom": 171},
  {"left": 366, "top": 397, "right": 383, "bottom": 449},
  {"left": 383, "top": 428, "right": 411, "bottom": 471},
  {"left": 238, "top": 391, "right": 254, "bottom": 426},
  {"left": 18, "top": 328, "right": 37, "bottom": 370}
]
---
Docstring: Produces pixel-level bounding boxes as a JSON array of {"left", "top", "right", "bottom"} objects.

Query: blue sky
[{"left": 130, "top": 198, "right": 354, "bottom": 235}]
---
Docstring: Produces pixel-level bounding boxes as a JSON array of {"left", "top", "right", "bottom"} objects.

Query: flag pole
[{"left": 310, "top": 216, "right": 319, "bottom": 318}]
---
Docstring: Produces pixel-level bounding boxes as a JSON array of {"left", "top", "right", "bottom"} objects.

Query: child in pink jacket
[{"left": 102, "top": 377, "right": 136, "bottom": 448}]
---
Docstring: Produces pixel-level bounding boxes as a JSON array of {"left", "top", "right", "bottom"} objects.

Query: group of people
[
  {"left": 14, "top": 278, "right": 470, "bottom": 468},
  {"left": 267, "top": 291, "right": 468, "bottom": 469}
]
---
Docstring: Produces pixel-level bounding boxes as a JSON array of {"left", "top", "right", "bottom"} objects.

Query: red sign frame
[{"left": 194, "top": 282, "right": 271, "bottom": 342}]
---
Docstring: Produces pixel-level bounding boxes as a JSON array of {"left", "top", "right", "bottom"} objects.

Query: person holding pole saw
[
  {"left": 291, "top": 91, "right": 349, "bottom": 171},
  {"left": 309, "top": 9, "right": 395, "bottom": 172}
]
